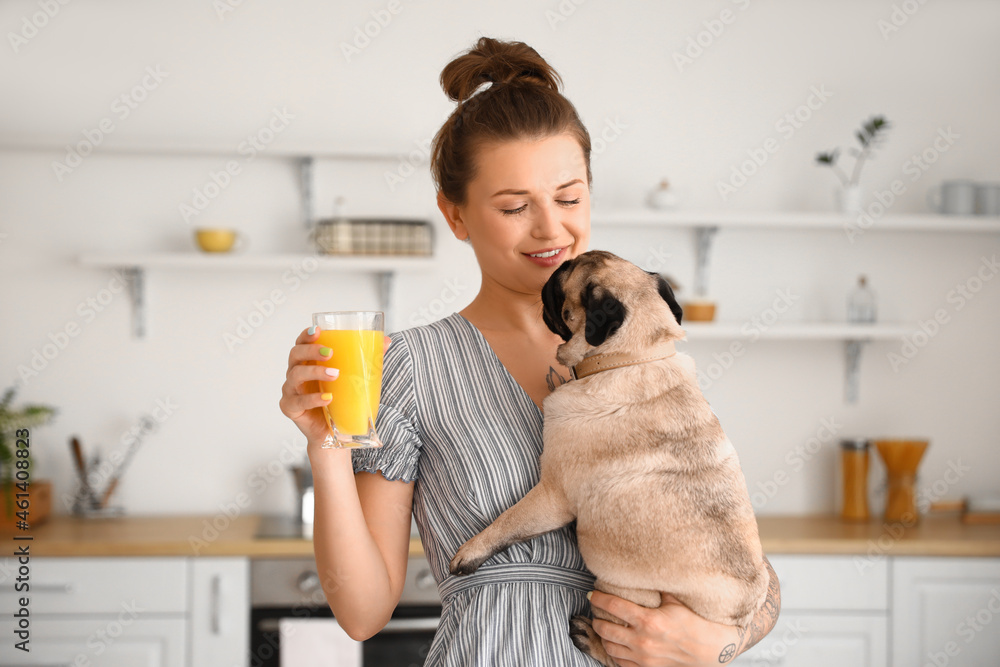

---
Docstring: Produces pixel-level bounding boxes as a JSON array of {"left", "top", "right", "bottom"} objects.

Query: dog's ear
[
  {"left": 542, "top": 262, "right": 573, "bottom": 341},
  {"left": 582, "top": 282, "right": 626, "bottom": 347},
  {"left": 647, "top": 271, "right": 683, "bottom": 325}
]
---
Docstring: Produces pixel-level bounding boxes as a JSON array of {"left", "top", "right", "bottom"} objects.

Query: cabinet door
[
  {"left": 892, "top": 556, "right": 1000, "bottom": 667},
  {"left": 733, "top": 613, "right": 887, "bottom": 667},
  {"left": 189, "top": 557, "right": 249, "bottom": 667},
  {"left": 0, "top": 617, "right": 185, "bottom": 666}
]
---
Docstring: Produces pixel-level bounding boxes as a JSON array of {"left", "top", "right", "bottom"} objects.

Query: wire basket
[{"left": 311, "top": 218, "right": 433, "bottom": 256}]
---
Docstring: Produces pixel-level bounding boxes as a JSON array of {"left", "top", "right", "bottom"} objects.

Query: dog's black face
[{"left": 541, "top": 251, "right": 683, "bottom": 348}]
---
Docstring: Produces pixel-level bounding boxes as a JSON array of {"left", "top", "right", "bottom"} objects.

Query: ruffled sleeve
[{"left": 351, "top": 330, "right": 422, "bottom": 483}]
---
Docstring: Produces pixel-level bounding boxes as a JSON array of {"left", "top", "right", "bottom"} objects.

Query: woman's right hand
[
  {"left": 279, "top": 326, "right": 391, "bottom": 449},
  {"left": 279, "top": 326, "right": 338, "bottom": 446}
]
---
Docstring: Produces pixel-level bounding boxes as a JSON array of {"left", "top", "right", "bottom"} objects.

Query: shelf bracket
[
  {"left": 693, "top": 226, "right": 719, "bottom": 297},
  {"left": 299, "top": 156, "right": 315, "bottom": 229},
  {"left": 123, "top": 266, "right": 145, "bottom": 339},
  {"left": 376, "top": 271, "right": 394, "bottom": 331},
  {"left": 844, "top": 339, "right": 866, "bottom": 403}
]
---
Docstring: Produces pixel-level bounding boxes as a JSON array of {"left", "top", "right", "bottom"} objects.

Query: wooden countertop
[{"left": 10, "top": 513, "right": 1000, "bottom": 558}]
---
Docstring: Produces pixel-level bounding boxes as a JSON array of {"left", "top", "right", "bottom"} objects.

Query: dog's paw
[
  {"left": 448, "top": 542, "right": 490, "bottom": 576},
  {"left": 569, "top": 615, "right": 600, "bottom": 655}
]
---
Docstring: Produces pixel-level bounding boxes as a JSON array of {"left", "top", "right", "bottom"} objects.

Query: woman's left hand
[{"left": 588, "top": 590, "right": 743, "bottom": 666}]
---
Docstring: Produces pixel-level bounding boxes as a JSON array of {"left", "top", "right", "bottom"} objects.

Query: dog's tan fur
[{"left": 449, "top": 251, "right": 768, "bottom": 666}]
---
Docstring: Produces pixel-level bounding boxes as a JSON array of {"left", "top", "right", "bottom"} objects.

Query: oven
[
  {"left": 249, "top": 556, "right": 441, "bottom": 667},
  {"left": 250, "top": 553, "right": 441, "bottom": 666}
]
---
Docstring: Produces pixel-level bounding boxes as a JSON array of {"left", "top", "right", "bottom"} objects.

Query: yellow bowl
[
  {"left": 195, "top": 228, "right": 238, "bottom": 253},
  {"left": 682, "top": 300, "right": 716, "bottom": 322}
]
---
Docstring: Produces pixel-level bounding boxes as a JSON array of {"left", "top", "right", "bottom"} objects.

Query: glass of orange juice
[{"left": 311, "top": 311, "right": 385, "bottom": 449}]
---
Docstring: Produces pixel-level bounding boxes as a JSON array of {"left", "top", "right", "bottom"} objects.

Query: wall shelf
[
  {"left": 679, "top": 322, "right": 911, "bottom": 403},
  {"left": 680, "top": 322, "right": 911, "bottom": 341},
  {"left": 0, "top": 137, "right": 425, "bottom": 162},
  {"left": 2, "top": 138, "right": 430, "bottom": 229},
  {"left": 78, "top": 252, "right": 436, "bottom": 338},
  {"left": 587, "top": 210, "right": 987, "bottom": 404},
  {"left": 590, "top": 209, "right": 1000, "bottom": 232}
]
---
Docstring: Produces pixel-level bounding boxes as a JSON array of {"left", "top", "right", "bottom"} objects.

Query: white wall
[{"left": 2, "top": 0, "right": 998, "bottom": 519}]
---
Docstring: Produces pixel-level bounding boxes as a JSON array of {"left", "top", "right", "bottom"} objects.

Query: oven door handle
[
  {"left": 380, "top": 617, "right": 440, "bottom": 633},
  {"left": 256, "top": 616, "right": 440, "bottom": 634}
]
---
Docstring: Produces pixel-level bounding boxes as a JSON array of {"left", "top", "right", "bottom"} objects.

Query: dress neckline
[{"left": 452, "top": 312, "right": 545, "bottom": 420}]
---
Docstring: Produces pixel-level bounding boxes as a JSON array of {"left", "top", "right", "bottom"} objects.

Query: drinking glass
[{"left": 311, "top": 311, "right": 384, "bottom": 449}]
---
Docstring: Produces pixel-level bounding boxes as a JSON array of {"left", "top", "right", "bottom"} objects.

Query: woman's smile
[{"left": 522, "top": 245, "right": 570, "bottom": 267}]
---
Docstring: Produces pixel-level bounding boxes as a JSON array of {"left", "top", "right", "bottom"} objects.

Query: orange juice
[{"left": 315, "top": 329, "right": 384, "bottom": 439}]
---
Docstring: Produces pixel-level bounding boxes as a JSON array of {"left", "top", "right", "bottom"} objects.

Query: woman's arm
[
  {"left": 588, "top": 553, "right": 782, "bottom": 666},
  {"left": 730, "top": 554, "right": 781, "bottom": 658},
  {"left": 309, "top": 446, "right": 415, "bottom": 641}
]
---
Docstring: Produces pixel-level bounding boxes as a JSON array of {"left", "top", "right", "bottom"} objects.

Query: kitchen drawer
[
  {"left": 767, "top": 555, "right": 888, "bottom": 611},
  {"left": 733, "top": 612, "right": 887, "bottom": 667},
  {"left": 0, "top": 616, "right": 186, "bottom": 666},
  {"left": 0, "top": 556, "right": 188, "bottom": 614}
]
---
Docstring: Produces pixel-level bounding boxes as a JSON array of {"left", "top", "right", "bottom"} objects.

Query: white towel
[{"left": 279, "top": 617, "right": 362, "bottom": 667}]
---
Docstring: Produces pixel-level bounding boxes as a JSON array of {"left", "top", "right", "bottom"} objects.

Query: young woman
[{"left": 279, "top": 37, "right": 780, "bottom": 666}]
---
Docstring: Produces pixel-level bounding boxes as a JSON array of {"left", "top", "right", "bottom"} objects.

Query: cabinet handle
[
  {"left": 210, "top": 574, "right": 221, "bottom": 635},
  {"left": 33, "top": 583, "right": 73, "bottom": 593}
]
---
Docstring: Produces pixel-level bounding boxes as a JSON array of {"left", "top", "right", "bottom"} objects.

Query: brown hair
[{"left": 430, "top": 37, "right": 592, "bottom": 207}]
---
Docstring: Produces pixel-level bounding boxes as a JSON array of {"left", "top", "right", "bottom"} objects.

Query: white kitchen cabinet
[
  {"left": 735, "top": 555, "right": 888, "bottom": 666},
  {"left": 189, "top": 558, "right": 250, "bottom": 667},
  {"left": 0, "top": 617, "right": 186, "bottom": 667},
  {"left": 0, "top": 555, "right": 251, "bottom": 667},
  {"left": 891, "top": 556, "right": 1000, "bottom": 667}
]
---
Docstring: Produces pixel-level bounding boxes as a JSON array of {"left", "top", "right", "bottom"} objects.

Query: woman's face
[{"left": 441, "top": 132, "right": 591, "bottom": 297}]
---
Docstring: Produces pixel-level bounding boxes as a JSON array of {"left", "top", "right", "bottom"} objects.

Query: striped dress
[{"left": 352, "top": 311, "right": 601, "bottom": 666}]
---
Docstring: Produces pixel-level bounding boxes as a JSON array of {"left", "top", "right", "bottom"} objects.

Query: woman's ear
[{"left": 437, "top": 191, "right": 470, "bottom": 242}]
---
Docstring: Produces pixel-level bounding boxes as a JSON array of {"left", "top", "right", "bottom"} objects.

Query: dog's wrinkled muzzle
[{"left": 541, "top": 260, "right": 574, "bottom": 341}]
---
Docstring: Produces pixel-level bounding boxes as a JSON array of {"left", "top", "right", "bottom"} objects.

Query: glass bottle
[
  {"left": 840, "top": 438, "right": 870, "bottom": 522},
  {"left": 847, "top": 275, "right": 877, "bottom": 323}
]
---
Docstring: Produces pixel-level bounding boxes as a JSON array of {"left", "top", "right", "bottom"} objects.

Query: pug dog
[{"left": 449, "top": 250, "right": 768, "bottom": 666}]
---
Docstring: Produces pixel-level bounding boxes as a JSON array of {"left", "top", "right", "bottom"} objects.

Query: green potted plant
[
  {"left": 816, "top": 115, "right": 892, "bottom": 214},
  {"left": 0, "top": 386, "right": 56, "bottom": 529}
]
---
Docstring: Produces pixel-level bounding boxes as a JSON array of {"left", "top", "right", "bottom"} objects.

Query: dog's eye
[{"left": 562, "top": 308, "right": 571, "bottom": 320}]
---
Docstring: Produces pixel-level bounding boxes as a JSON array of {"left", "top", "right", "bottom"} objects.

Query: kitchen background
[{"left": 2, "top": 0, "right": 998, "bottom": 522}]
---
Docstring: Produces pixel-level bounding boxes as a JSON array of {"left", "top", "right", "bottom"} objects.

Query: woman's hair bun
[{"left": 440, "top": 36, "right": 562, "bottom": 103}]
